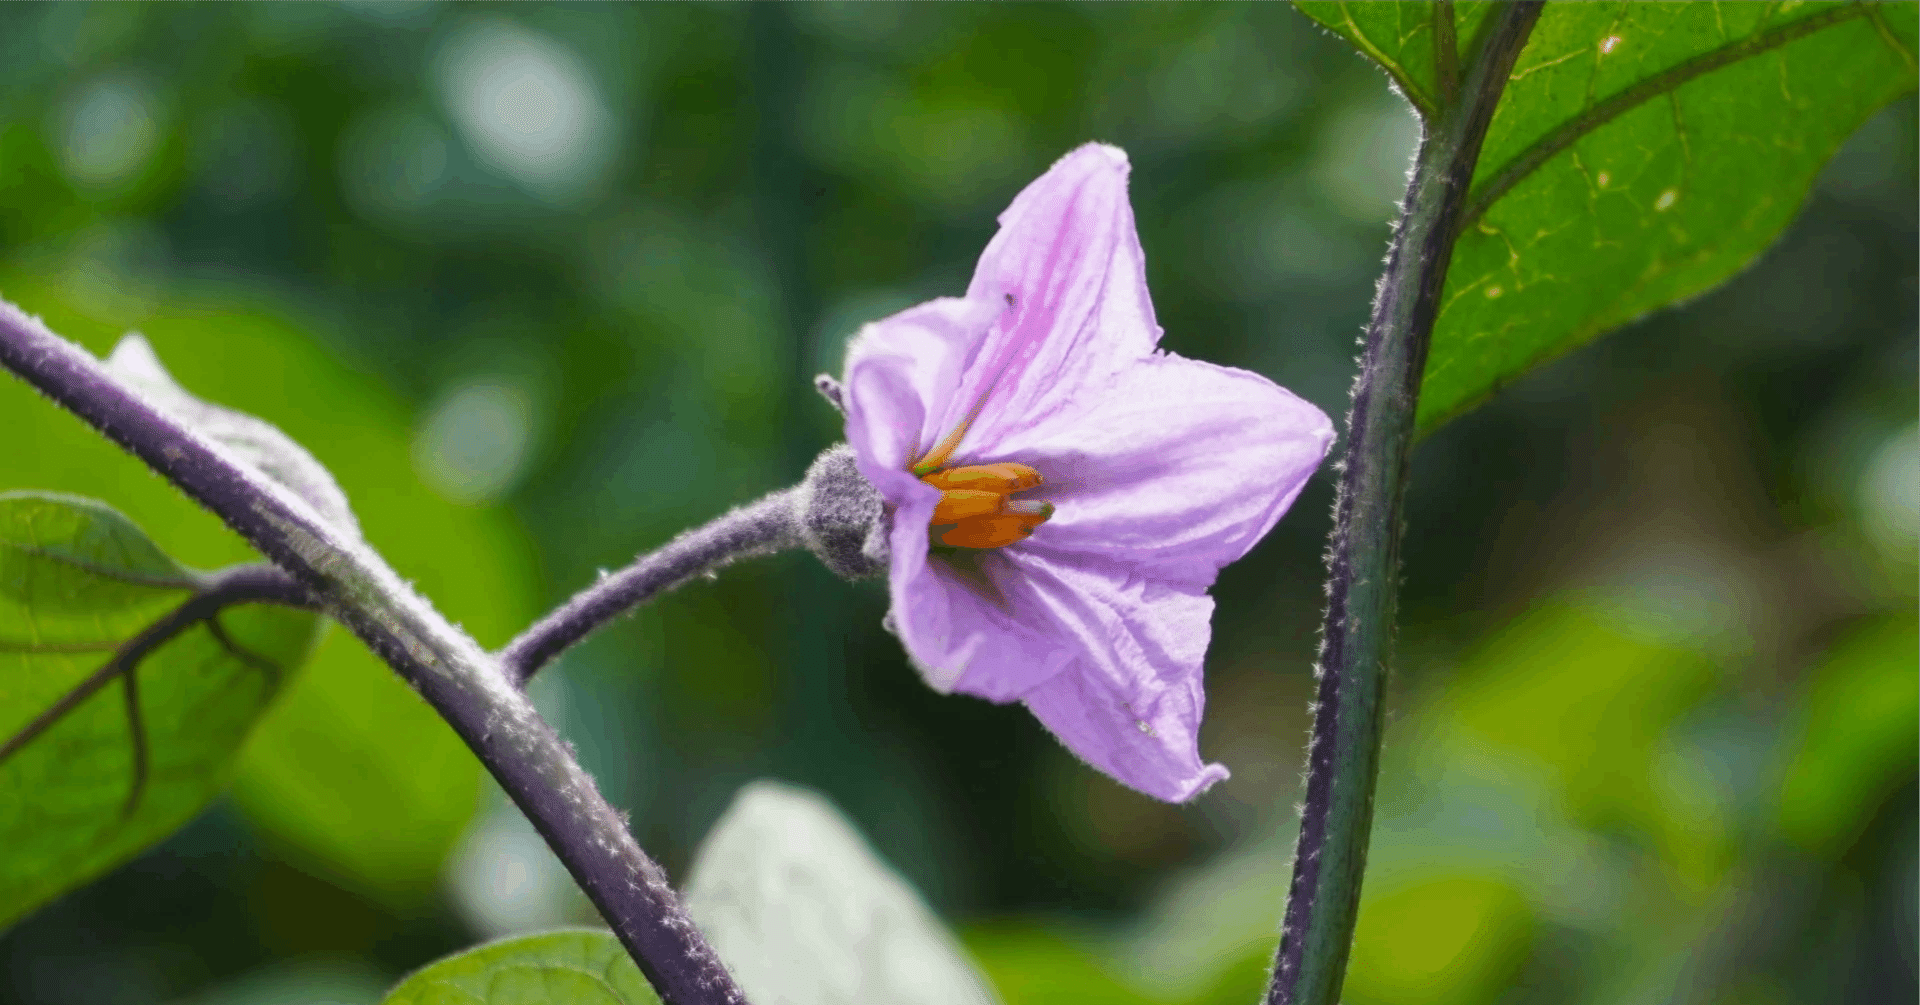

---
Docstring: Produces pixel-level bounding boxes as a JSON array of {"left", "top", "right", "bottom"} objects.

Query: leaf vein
[
  {"left": 1461, "top": 2, "right": 1873, "bottom": 229},
  {"left": 1, "top": 543, "right": 197, "bottom": 590},
  {"left": 1862, "top": 2, "right": 1917, "bottom": 72}
]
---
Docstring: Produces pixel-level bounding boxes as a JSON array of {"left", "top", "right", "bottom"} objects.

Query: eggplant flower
[{"left": 841, "top": 143, "right": 1333, "bottom": 802}]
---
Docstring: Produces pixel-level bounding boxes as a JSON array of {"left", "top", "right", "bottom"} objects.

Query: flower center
[{"left": 920, "top": 462, "right": 1053, "bottom": 549}]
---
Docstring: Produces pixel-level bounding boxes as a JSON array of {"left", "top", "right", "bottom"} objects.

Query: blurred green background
[{"left": 0, "top": 4, "right": 1911, "bottom": 1004}]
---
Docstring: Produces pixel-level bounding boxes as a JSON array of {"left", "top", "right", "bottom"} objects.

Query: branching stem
[
  {"left": 1265, "top": 5, "right": 1543, "bottom": 1005},
  {"left": 0, "top": 303, "right": 748, "bottom": 1005}
]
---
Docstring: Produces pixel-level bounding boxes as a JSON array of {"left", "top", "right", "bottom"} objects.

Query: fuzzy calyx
[{"left": 796, "top": 443, "right": 890, "bottom": 580}]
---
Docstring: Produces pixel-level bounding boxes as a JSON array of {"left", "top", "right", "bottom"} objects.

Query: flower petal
[
  {"left": 997, "top": 352, "right": 1334, "bottom": 589},
  {"left": 931, "top": 143, "right": 1162, "bottom": 463},
  {"left": 842, "top": 296, "right": 998, "bottom": 503},
  {"left": 1007, "top": 549, "right": 1227, "bottom": 802},
  {"left": 888, "top": 538, "right": 1226, "bottom": 801},
  {"left": 885, "top": 545, "right": 1071, "bottom": 695},
  {"left": 1022, "top": 667, "right": 1230, "bottom": 804}
]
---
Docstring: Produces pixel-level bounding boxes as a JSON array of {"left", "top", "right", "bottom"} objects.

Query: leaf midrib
[
  {"left": 1460, "top": 2, "right": 1888, "bottom": 230},
  {"left": 0, "top": 543, "right": 197, "bottom": 590}
]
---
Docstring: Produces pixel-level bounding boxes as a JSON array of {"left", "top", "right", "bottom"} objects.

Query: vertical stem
[{"left": 1265, "top": 5, "right": 1542, "bottom": 1005}]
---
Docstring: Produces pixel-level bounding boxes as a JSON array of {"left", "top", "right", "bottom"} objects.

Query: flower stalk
[
  {"left": 501, "top": 490, "right": 803, "bottom": 687},
  {"left": 1266, "top": 5, "right": 1543, "bottom": 1005}
]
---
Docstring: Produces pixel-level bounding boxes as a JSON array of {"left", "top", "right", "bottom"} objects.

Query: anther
[
  {"left": 923, "top": 458, "right": 1054, "bottom": 549},
  {"left": 930, "top": 489, "right": 1004, "bottom": 524},
  {"left": 920, "top": 463, "right": 1043, "bottom": 494}
]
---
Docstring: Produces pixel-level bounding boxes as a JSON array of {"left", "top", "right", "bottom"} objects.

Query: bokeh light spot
[
  {"left": 1860, "top": 423, "right": 1919, "bottom": 556},
  {"left": 446, "top": 801, "right": 578, "bottom": 937},
  {"left": 59, "top": 76, "right": 160, "bottom": 190},
  {"left": 413, "top": 378, "right": 537, "bottom": 506},
  {"left": 437, "top": 19, "right": 615, "bottom": 202}
]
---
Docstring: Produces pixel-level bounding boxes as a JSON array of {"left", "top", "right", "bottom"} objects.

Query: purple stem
[
  {"left": 501, "top": 491, "right": 799, "bottom": 688},
  {"left": 0, "top": 302, "right": 747, "bottom": 1005}
]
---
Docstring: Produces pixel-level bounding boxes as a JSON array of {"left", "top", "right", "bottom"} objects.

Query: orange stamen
[
  {"left": 937, "top": 507, "right": 1051, "bottom": 549},
  {"left": 919, "top": 462, "right": 1043, "bottom": 494},
  {"left": 920, "top": 462, "right": 1052, "bottom": 550},
  {"left": 930, "top": 489, "right": 1005, "bottom": 524}
]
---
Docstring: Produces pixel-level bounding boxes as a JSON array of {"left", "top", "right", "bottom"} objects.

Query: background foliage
[{"left": 0, "top": 4, "right": 1911, "bottom": 1004}]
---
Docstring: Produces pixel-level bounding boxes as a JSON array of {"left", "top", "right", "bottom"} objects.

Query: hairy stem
[
  {"left": 501, "top": 491, "right": 801, "bottom": 688},
  {"left": 0, "top": 303, "right": 747, "bottom": 1005},
  {"left": 1265, "top": 5, "right": 1542, "bottom": 1005}
]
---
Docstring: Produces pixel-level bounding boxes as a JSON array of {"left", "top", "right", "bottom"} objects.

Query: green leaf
[
  {"left": 380, "top": 930, "right": 657, "bottom": 1005},
  {"left": 684, "top": 780, "right": 1002, "bottom": 1005},
  {"left": 0, "top": 490, "right": 195, "bottom": 609},
  {"left": 1297, "top": 1, "right": 1919, "bottom": 433},
  {"left": 0, "top": 491, "right": 322, "bottom": 930},
  {"left": 1294, "top": 2, "right": 1496, "bottom": 119},
  {"left": 104, "top": 334, "right": 362, "bottom": 539}
]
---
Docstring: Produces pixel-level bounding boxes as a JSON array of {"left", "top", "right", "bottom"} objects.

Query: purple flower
[{"left": 841, "top": 143, "right": 1333, "bottom": 802}]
